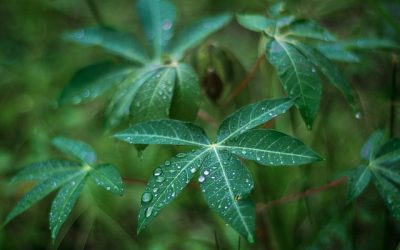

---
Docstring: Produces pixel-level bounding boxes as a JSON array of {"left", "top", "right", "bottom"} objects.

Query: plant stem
[
  {"left": 85, "top": 0, "right": 105, "bottom": 25},
  {"left": 197, "top": 109, "right": 219, "bottom": 128},
  {"left": 223, "top": 55, "right": 265, "bottom": 106},
  {"left": 390, "top": 54, "right": 398, "bottom": 137},
  {"left": 256, "top": 177, "right": 347, "bottom": 212}
]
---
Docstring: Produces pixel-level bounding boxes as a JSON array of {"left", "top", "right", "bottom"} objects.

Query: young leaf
[
  {"left": 347, "top": 165, "right": 371, "bottom": 202},
  {"left": 236, "top": 14, "right": 273, "bottom": 32},
  {"left": 89, "top": 164, "right": 124, "bottom": 196},
  {"left": 51, "top": 137, "right": 97, "bottom": 164},
  {"left": 137, "top": 149, "right": 209, "bottom": 233},
  {"left": 49, "top": 173, "right": 87, "bottom": 239},
  {"left": 217, "top": 97, "right": 295, "bottom": 142},
  {"left": 136, "top": 0, "right": 176, "bottom": 58},
  {"left": 285, "top": 20, "right": 336, "bottom": 41},
  {"left": 59, "top": 62, "right": 133, "bottom": 105},
  {"left": 360, "top": 131, "right": 385, "bottom": 161},
  {"left": 114, "top": 119, "right": 210, "bottom": 146},
  {"left": 200, "top": 149, "right": 255, "bottom": 243},
  {"left": 63, "top": 27, "right": 149, "bottom": 63},
  {"left": 221, "top": 129, "right": 322, "bottom": 166},
  {"left": 267, "top": 39, "right": 322, "bottom": 128},
  {"left": 169, "top": 14, "right": 231, "bottom": 59},
  {"left": 11, "top": 159, "right": 81, "bottom": 183}
]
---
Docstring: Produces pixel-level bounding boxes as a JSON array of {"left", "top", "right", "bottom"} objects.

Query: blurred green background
[{"left": 0, "top": 0, "right": 399, "bottom": 249}]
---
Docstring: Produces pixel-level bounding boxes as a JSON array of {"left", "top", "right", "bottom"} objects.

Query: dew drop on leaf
[
  {"left": 155, "top": 176, "right": 165, "bottom": 183},
  {"left": 198, "top": 175, "right": 205, "bottom": 183},
  {"left": 145, "top": 206, "right": 153, "bottom": 218},
  {"left": 355, "top": 112, "right": 362, "bottom": 119},
  {"left": 190, "top": 168, "right": 196, "bottom": 173},
  {"left": 176, "top": 153, "right": 186, "bottom": 158},
  {"left": 153, "top": 168, "right": 163, "bottom": 177},
  {"left": 141, "top": 192, "right": 153, "bottom": 203},
  {"left": 204, "top": 170, "right": 210, "bottom": 176}
]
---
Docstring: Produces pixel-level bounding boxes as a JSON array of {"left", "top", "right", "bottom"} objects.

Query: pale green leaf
[
  {"left": 114, "top": 119, "right": 209, "bottom": 146},
  {"left": 347, "top": 165, "right": 371, "bottom": 202},
  {"left": 217, "top": 97, "right": 295, "bottom": 143},
  {"left": 169, "top": 14, "right": 231, "bottom": 59},
  {"left": 169, "top": 63, "right": 201, "bottom": 121},
  {"left": 200, "top": 149, "right": 255, "bottom": 242},
  {"left": 360, "top": 131, "right": 385, "bottom": 161},
  {"left": 315, "top": 43, "right": 360, "bottom": 63},
  {"left": 59, "top": 62, "right": 133, "bottom": 105},
  {"left": 236, "top": 14, "right": 273, "bottom": 32},
  {"left": 221, "top": 129, "right": 322, "bottom": 166},
  {"left": 137, "top": 149, "right": 209, "bottom": 233},
  {"left": 51, "top": 137, "right": 97, "bottom": 164},
  {"left": 89, "top": 164, "right": 124, "bottom": 196},
  {"left": 342, "top": 38, "right": 399, "bottom": 50},
  {"left": 293, "top": 42, "right": 359, "bottom": 112},
  {"left": 4, "top": 171, "right": 85, "bottom": 225},
  {"left": 267, "top": 39, "right": 322, "bottom": 128},
  {"left": 64, "top": 27, "right": 149, "bottom": 63},
  {"left": 49, "top": 173, "right": 87, "bottom": 239},
  {"left": 136, "top": 0, "right": 176, "bottom": 58},
  {"left": 11, "top": 159, "right": 81, "bottom": 183},
  {"left": 373, "top": 173, "right": 400, "bottom": 221},
  {"left": 130, "top": 67, "right": 176, "bottom": 123},
  {"left": 286, "top": 20, "right": 336, "bottom": 41}
]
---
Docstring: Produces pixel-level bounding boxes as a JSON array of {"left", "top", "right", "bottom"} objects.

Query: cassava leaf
[
  {"left": 137, "top": 0, "right": 176, "bottom": 58},
  {"left": 49, "top": 173, "right": 87, "bottom": 239},
  {"left": 373, "top": 165, "right": 400, "bottom": 184},
  {"left": 169, "top": 14, "right": 231, "bottom": 59},
  {"left": 137, "top": 149, "right": 209, "bottom": 233},
  {"left": 221, "top": 129, "right": 322, "bottom": 166},
  {"left": 373, "top": 138, "right": 400, "bottom": 165},
  {"left": 59, "top": 62, "right": 133, "bottom": 105},
  {"left": 285, "top": 20, "right": 336, "bottom": 41},
  {"left": 347, "top": 165, "right": 371, "bottom": 202},
  {"left": 217, "top": 97, "right": 295, "bottom": 142},
  {"left": 64, "top": 27, "right": 149, "bottom": 63},
  {"left": 360, "top": 131, "right": 385, "bottom": 161},
  {"left": 11, "top": 159, "right": 81, "bottom": 183},
  {"left": 89, "top": 164, "right": 124, "bottom": 196},
  {"left": 341, "top": 38, "right": 399, "bottom": 50},
  {"left": 51, "top": 137, "right": 97, "bottom": 164},
  {"left": 267, "top": 39, "right": 322, "bottom": 128},
  {"left": 372, "top": 173, "right": 400, "bottom": 220},
  {"left": 114, "top": 119, "right": 209, "bottom": 146},
  {"left": 315, "top": 43, "right": 360, "bottom": 63},
  {"left": 200, "top": 149, "right": 255, "bottom": 242},
  {"left": 236, "top": 14, "right": 273, "bottom": 32}
]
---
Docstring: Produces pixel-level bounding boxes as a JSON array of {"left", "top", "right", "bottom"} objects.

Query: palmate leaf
[
  {"left": 347, "top": 165, "right": 371, "bottom": 202},
  {"left": 373, "top": 139, "right": 400, "bottom": 165},
  {"left": 267, "top": 39, "right": 322, "bottom": 128},
  {"left": 285, "top": 20, "right": 336, "bottom": 42},
  {"left": 314, "top": 43, "right": 360, "bottom": 63},
  {"left": 115, "top": 97, "right": 322, "bottom": 241},
  {"left": 5, "top": 137, "right": 124, "bottom": 240},
  {"left": 360, "top": 131, "right": 384, "bottom": 161},
  {"left": 236, "top": 15, "right": 273, "bottom": 32}
]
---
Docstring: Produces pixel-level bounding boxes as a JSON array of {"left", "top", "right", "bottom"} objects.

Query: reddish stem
[{"left": 197, "top": 109, "right": 219, "bottom": 128}]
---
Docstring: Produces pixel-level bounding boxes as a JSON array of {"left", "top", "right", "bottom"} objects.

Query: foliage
[{"left": 4, "top": 137, "right": 124, "bottom": 239}]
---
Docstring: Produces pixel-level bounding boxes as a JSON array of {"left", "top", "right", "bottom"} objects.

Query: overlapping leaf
[
  {"left": 4, "top": 137, "right": 124, "bottom": 239},
  {"left": 62, "top": 0, "right": 231, "bottom": 127},
  {"left": 115, "top": 97, "right": 322, "bottom": 242},
  {"left": 346, "top": 132, "right": 400, "bottom": 220}
]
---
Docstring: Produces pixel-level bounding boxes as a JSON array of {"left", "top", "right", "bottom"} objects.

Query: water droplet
[
  {"left": 241, "top": 150, "right": 247, "bottom": 155},
  {"left": 190, "top": 168, "right": 196, "bottom": 173},
  {"left": 198, "top": 175, "right": 205, "bottom": 183},
  {"left": 106, "top": 186, "right": 111, "bottom": 191},
  {"left": 162, "top": 19, "right": 172, "bottom": 30},
  {"left": 152, "top": 188, "right": 158, "bottom": 193},
  {"left": 155, "top": 176, "right": 165, "bottom": 183},
  {"left": 311, "top": 67, "right": 316, "bottom": 73},
  {"left": 145, "top": 206, "right": 153, "bottom": 217},
  {"left": 204, "top": 170, "right": 210, "bottom": 176},
  {"left": 176, "top": 153, "right": 186, "bottom": 158},
  {"left": 141, "top": 192, "right": 153, "bottom": 203},
  {"left": 165, "top": 160, "right": 171, "bottom": 166},
  {"left": 153, "top": 168, "right": 163, "bottom": 177},
  {"left": 256, "top": 157, "right": 261, "bottom": 161},
  {"left": 355, "top": 112, "right": 362, "bottom": 119}
]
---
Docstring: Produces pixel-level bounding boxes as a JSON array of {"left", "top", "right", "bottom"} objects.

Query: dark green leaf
[
  {"left": 360, "top": 131, "right": 385, "bottom": 161},
  {"left": 373, "top": 173, "right": 400, "bottom": 220},
  {"left": 89, "top": 164, "right": 124, "bottom": 196},
  {"left": 51, "top": 137, "right": 97, "bottom": 164},
  {"left": 286, "top": 20, "right": 336, "bottom": 41},
  {"left": 347, "top": 165, "right": 371, "bottom": 202},
  {"left": 374, "top": 138, "right": 400, "bottom": 165},
  {"left": 64, "top": 27, "right": 149, "bottom": 63}
]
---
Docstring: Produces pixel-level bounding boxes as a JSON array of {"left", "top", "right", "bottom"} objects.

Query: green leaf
[
  {"left": 373, "top": 139, "right": 400, "bottom": 166},
  {"left": 64, "top": 27, "right": 149, "bottom": 63},
  {"left": 373, "top": 173, "right": 400, "bottom": 221},
  {"left": 236, "top": 14, "right": 273, "bottom": 32},
  {"left": 267, "top": 39, "right": 322, "bottom": 128},
  {"left": 347, "top": 165, "right": 371, "bottom": 202},
  {"left": 341, "top": 38, "right": 399, "bottom": 50},
  {"left": 285, "top": 20, "right": 336, "bottom": 41},
  {"left": 89, "top": 164, "right": 124, "bottom": 196},
  {"left": 293, "top": 43, "right": 359, "bottom": 112},
  {"left": 59, "top": 62, "right": 133, "bottom": 105},
  {"left": 200, "top": 149, "right": 255, "bottom": 242},
  {"left": 136, "top": 0, "right": 176, "bottom": 58},
  {"left": 51, "top": 137, "right": 97, "bottom": 164},
  {"left": 169, "top": 14, "right": 231, "bottom": 59},
  {"left": 4, "top": 171, "right": 85, "bottom": 225},
  {"left": 11, "top": 159, "right": 81, "bottom": 183},
  {"left": 49, "top": 173, "right": 87, "bottom": 239},
  {"left": 169, "top": 63, "right": 201, "bottom": 121},
  {"left": 217, "top": 97, "right": 295, "bottom": 143},
  {"left": 315, "top": 43, "right": 360, "bottom": 63},
  {"left": 222, "top": 129, "right": 322, "bottom": 166},
  {"left": 360, "top": 131, "right": 385, "bottom": 161},
  {"left": 130, "top": 67, "right": 176, "bottom": 123},
  {"left": 114, "top": 119, "right": 210, "bottom": 146},
  {"left": 137, "top": 149, "right": 209, "bottom": 233},
  {"left": 373, "top": 165, "right": 400, "bottom": 184}
]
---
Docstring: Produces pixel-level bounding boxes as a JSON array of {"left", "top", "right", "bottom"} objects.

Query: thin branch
[
  {"left": 223, "top": 55, "right": 265, "bottom": 106},
  {"left": 256, "top": 177, "right": 348, "bottom": 213},
  {"left": 197, "top": 109, "right": 219, "bottom": 128}
]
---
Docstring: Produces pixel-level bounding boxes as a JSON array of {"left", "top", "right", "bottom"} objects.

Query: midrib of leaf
[
  {"left": 137, "top": 148, "right": 211, "bottom": 232},
  {"left": 274, "top": 39, "right": 307, "bottom": 115},
  {"left": 212, "top": 148, "right": 252, "bottom": 238},
  {"left": 218, "top": 101, "right": 294, "bottom": 144},
  {"left": 218, "top": 145, "right": 319, "bottom": 160},
  {"left": 372, "top": 165, "right": 400, "bottom": 182},
  {"left": 116, "top": 133, "right": 209, "bottom": 147}
]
